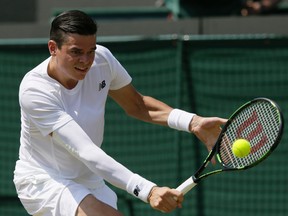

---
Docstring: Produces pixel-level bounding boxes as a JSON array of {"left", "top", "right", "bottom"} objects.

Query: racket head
[{"left": 216, "top": 98, "right": 284, "bottom": 170}]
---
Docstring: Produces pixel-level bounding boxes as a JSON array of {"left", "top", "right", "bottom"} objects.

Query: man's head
[
  {"left": 48, "top": 10, "right": 97, "bottom": 89},
  {"left": 50, "top": 10, "right": 98, "bottom": 48}
]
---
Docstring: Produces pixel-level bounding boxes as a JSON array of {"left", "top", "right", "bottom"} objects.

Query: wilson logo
[{"left": 236, "top": 111, "right": 267, "bottom": 153}]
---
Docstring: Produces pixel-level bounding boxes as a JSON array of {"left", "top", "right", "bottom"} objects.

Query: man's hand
[
  {"left": 189, "top": 115, "right": 227, "bottom": 163},
  {"left": 148, "top": 186, "right": 184, "bottom": 213}
]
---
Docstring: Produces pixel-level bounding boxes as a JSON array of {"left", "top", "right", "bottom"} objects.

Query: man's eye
[{"left": 71, "top": 50, "right": 81, "bottom": 55}]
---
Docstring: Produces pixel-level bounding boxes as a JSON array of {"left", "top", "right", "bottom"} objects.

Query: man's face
[{"left": 52, "top": 33, "right": 96, "bottom": 85}]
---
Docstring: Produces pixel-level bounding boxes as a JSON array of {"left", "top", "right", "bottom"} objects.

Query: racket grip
[{"left": 176, "top": 177, "right": 197, "bottom": 195}]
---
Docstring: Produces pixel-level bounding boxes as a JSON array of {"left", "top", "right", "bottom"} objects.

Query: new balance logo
[
  {"left": 99, "top": 80, "right": 106, "bottom": 91},
  {"left": 133, "top": 185, "right": 141, "bottom": 196}
]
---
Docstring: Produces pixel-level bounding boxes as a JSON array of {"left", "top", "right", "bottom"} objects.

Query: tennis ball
[{"left": 232, "top": 139, "right": 251, "bottom": 158}]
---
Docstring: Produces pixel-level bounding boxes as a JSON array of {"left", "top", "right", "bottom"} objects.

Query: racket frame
[{"left": 217, "top": 97, "right": 284, "bottom": 170}]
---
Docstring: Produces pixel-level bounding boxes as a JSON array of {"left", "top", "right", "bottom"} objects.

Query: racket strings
[{"left": 219, "top": 100, "right": 281, "bottom": 169}]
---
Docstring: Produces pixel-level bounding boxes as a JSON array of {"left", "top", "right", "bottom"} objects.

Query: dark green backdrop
[{"left": 0, "top": 35, "right": 287, "bottom": 216}]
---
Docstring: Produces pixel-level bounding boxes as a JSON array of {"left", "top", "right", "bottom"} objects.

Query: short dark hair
[{"left": 50, "top": 10, "right": 98, "bottom": 47}]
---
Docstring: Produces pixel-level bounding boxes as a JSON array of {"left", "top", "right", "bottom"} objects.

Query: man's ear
[{"left": 48, "top": 40, "right": 57, "bottom": 56}]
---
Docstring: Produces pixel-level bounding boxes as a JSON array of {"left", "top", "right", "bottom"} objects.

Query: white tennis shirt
[{"left": 14, "top": 45, "right": 155, "bottom": 202}]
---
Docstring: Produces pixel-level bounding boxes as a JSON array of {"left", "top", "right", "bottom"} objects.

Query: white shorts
[{"left": 14, "top": 176, "right": 118, "bottom": 216}]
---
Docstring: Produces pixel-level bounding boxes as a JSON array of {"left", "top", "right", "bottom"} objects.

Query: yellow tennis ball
[{"left": 232, "top": 139, "right": 251, "bottom": 158}]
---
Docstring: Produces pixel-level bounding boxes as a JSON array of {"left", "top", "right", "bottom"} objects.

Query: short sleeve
[
  {"left": 20, "top": 87, "right": 72, "bottom": 137},
  {"left": 96, "top": 45, "right": 132, "bottom": 90}
]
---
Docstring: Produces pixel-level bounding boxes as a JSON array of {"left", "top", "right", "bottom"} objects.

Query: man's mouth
[{"left": 75, "top": 66, "right": 88, "bottom": 72}]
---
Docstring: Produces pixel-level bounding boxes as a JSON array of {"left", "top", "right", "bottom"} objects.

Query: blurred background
[
  {"left": 1, "top": 0, "right": 288, "bottom": 37},
  {"left": 0, "top": 0, "right": 287, "bottom": 216}
]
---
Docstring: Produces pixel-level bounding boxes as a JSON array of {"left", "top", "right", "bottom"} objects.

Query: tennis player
[{"left": 13, "top": 10, "right": 227, "bottom": 216}]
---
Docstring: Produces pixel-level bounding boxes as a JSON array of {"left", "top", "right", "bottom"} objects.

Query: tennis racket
[{"left": 176, "top": 97, "right": 284, "bottom": 195}]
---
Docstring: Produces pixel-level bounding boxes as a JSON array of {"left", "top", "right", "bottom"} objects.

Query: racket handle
[{"left": 176, "top": 177, "right": 197, "bottom": 195}]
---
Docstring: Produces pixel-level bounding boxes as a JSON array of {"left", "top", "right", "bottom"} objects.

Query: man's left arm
[{"left": 109, "top": 83, "right": 227, "bottom": 154}]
